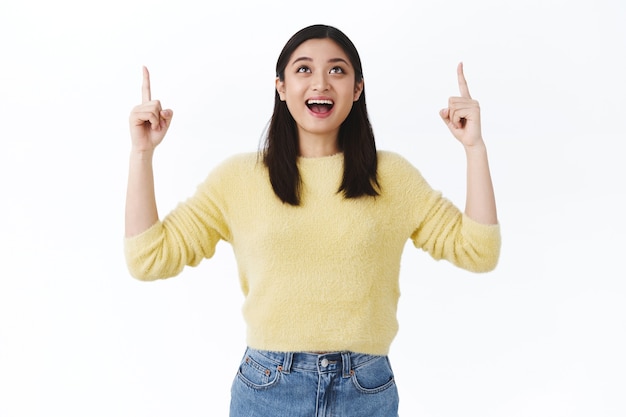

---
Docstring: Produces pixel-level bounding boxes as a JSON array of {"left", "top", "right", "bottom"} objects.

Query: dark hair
[{"left": 262, "top": 24, "right": 379, "bottom": 206}]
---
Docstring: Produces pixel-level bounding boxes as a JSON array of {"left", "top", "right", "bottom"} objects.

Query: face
[{"left": 276, "top": 38, "right": 364, "bottom": 147}]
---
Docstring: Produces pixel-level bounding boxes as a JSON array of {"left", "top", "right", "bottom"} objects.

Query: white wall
[{"left": 1, "top": 0, "right": 624, "bottom": 416}]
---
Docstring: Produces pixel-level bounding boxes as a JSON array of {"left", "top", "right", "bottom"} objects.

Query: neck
[{"left": 298, "top": 132, "right": 340, "bottom": 158}]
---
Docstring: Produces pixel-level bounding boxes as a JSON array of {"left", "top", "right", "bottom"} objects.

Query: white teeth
[{"left": 307, "top": 99, "right": 333, "bottom": 105}]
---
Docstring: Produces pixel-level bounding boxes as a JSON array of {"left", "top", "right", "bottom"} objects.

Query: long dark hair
[{"left": 262, "top": 24, "right": 379, "bottom": 206}]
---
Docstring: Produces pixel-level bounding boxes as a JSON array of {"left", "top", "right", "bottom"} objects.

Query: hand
[
  {"left": 439, "top": 63, "right": 483, "bottom": 148},
  {"left": 128, "top": 66, "right": 174, "bottom": 153}
]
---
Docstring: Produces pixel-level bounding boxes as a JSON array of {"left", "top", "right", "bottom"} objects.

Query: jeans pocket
[
  {"left": 236, "top": 350, "right": 281, "bottom": 390},
  {"left": 351, "top": 356, "right": 396, "bottom": 394}
]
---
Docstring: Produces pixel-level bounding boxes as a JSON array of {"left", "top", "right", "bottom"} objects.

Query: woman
[{"left": 125, "top": 24, "right": 500, "bottom": 417}]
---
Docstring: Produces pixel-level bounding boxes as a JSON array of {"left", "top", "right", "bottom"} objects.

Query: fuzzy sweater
[{"left": 125, "top": 151, "right": 501, "bottom": 355}]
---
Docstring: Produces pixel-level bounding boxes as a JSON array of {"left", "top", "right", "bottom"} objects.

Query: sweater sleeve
[
  {"left": 383, "top": 152, "right": 501, "bottom": 272},
  {"left": 411, "top": 203, "right": 501, "bottom": 272},
  {"left": 124, "top": 160, "right": 233, "bottom": 281}
]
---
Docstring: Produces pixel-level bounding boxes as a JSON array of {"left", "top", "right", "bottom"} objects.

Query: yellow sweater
[{"left": 125, "top": 151, "right": 500, "bottom": 355}]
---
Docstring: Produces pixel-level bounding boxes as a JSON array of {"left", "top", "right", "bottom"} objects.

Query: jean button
[{"left": 320, "top": 358, "right": 329, "bottom": 367}]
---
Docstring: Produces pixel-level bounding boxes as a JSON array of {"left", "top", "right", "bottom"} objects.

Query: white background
[{"left": 1, "top": 0, "right": 625, "bottom": 416}]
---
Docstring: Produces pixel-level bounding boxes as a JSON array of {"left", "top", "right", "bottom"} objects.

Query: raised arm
[
  {"left": 125, "top": 67, "right": 174, "bottom": 237},
  {"left": 439, "top": 63, "right": 498, "bottom": 225}
]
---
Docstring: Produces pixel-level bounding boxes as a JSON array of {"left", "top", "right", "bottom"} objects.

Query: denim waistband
[{"left": 245, "top": 347, "right": 385, "bottom": 377}]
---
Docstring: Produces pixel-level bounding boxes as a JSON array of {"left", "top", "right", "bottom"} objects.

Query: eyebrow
[{"left": 291, "top": 56, "right": 351, "bottom": 66}]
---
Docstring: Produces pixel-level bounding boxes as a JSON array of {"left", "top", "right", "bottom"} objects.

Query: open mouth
[{"left": 306, "top": 99, "right": 334, "bottom": 114}]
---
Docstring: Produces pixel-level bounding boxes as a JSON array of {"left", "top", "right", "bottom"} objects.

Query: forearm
[
  {"left": 464, "top": 142, "right": 498, "bottom": 225},
  {"left": 125, "top": 150, "right": 159, "bottom": 237}
]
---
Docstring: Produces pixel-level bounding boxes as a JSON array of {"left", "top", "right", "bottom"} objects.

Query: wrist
[
  {"left": 463, "top": 140, "right": 487, "bottom": 155},
  {"left": 129, "top": 147, "right": 155, "bottom": 162}
]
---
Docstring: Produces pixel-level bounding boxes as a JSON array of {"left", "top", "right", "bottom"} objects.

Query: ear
[
  {"left": 276, "top": 77, "right": 286, "bottom": 101},
  {"left": 353, "top": 79, "right": 364, "bottom": 101}
]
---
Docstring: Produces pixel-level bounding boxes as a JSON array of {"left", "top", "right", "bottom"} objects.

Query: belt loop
[
  {"left": 282, "top": 352, "right": 293, "bottom": 374},
  {"left": 342, "top": 352, "right": 352, "bottom": 378}
]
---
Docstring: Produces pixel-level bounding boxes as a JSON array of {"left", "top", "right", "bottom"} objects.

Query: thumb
[
  {"left": 439, "top": 108, "right": 450, "bottom": 124},
  {"left": 160, "top": 109, "right": 174, "bottom": 129},
  {"left": 439, "top": 108, "right": 458, "bottom": 132}
]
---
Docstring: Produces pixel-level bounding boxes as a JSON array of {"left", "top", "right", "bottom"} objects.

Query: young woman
[{"left": 125, "top": 24, "right": 500, "bottom": 417}]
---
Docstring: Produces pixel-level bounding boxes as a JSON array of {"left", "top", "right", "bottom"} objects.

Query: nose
[{"left": 311, "top": 72, "right": 329, "bottom": 92}]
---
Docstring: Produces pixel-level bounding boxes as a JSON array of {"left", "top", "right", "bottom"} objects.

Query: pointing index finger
[
  {"left": 457, "top": 62, "right": 471, "bottom": 99},
  {"left": 142, "top": 66, "right": 151, "bottom": 103}
]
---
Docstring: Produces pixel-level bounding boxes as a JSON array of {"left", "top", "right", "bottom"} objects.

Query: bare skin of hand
[
  {"left": 439, "top": 62, "right": 483, "bottom": 149},
  {"left": 128, "top": 66, "right": 174, "bottom": 154},
  {"left": 125, "top": 67, "right": 173, "bottom": 237},
  {"left": 439, "top": 63, "right": 498, "bottom": 225}
]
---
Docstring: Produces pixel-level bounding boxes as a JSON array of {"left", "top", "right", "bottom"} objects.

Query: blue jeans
[{"left": 230, "top": 348, "right": 399, "bottom": 417}]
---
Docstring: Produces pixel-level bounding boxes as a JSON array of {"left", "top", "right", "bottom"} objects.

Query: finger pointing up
[
  {"left": 457, "top": 62, "right": 471, "bottom": 99},
  {"left": 142, "top": 66, "right": 151, "bottom": 103}
]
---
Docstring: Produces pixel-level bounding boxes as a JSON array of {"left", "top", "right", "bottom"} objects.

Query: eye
[
  {"left": 330, "top": 66, "right": 345, "bottom": 74},
  {"left": 297, "top": 66, "right": 311, "bottom": 73}
]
